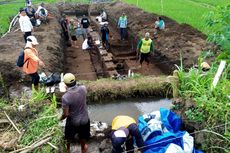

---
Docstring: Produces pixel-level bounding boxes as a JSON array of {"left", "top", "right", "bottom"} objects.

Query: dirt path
[
  {"left": 90, "top": 16, "right": 165, "bottom": 76},
  {"left": 64, "top": 36, "right": 97, "bottom": 81}
]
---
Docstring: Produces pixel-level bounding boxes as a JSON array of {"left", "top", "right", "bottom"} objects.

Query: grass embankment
[
  {"left": 124, "top": 0, "right": 229, "bottom": 33},
  {"left": 175, "top": 59, "right": 230, "bottom": 152},
  {"left": 0, "top": 0, "right": 89, "bottom": 36},
  {"left": 85, "top": 76, "right": 174, "bottom": 102}
]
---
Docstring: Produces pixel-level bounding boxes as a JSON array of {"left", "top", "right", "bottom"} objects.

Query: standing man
[
  {"left": 118, "top": 12, "right": 127, "bottom": 41},
  {"left": 23, "top": 36, "right": 45, "bottom": 88},
  {"left": 137, "top": 32, "right": 154, "bottom": 67},
  {"left": 101, "top": 22, "right": 110, "bottom": 50},
  {"left": 60, "top": 73, "right": 90, "bottom": 153},
  {"left": 60, "top": 14, "right": 69, "bottom": 41},
  {"left": 111, "top": 115, "right": 144, "bottom": 153},
  {"left": 81, "top": 15, "right": 90, "bottom": 40},
  {"left": 25, "top": 3, "right": 36, "bottom": 26},
  {"left": 19, "top": 8, "right": 33, "bottom": 43}
]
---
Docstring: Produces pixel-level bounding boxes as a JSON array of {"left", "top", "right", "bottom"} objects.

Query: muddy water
[{"left": 88, "top": 98, "right": 172, "bottom": 124}]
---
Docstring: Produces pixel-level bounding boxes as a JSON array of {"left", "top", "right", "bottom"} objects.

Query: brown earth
[
  {"left": 0, "top": 2, "right": 216, "bottom": 94},
  {"left": 0, "top": 4, "right": 64, "bottom": 93},
  {"left": 0, "top": 2, "right": 216, "bottom": 151},
  {"left": 90, "top": 2, "right": 216, "bottom": 73}
]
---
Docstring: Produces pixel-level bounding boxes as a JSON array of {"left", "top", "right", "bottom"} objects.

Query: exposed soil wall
[
  {"left": 57, "top": 3, "right": 89, "bottom": 16},
  {"left": 0, "top": 4, "right": 64, "bottom": 96},
  {"left": 90, "top": 2, "right": 216, "bottom": 72}
]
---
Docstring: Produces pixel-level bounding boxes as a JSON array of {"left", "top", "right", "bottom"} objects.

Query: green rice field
[
  {"left": 0, "top": 0, "right": 229, "bottom": 35},
  {"left": 0, "top": 0, "right": 89, "bottom": 35},
  {"left": 124, "top": 0, "right": 230, "bottom": 33}
]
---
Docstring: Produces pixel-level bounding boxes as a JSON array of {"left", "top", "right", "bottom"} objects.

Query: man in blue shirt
[
  {"left": 154, "top": 17, "right": 165, "bottom": 37},
  {"left": 118, "top": 13, "right": 128, "bottom": 41}
]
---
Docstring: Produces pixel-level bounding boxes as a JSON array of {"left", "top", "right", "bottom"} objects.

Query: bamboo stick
[
  {"left": 4, "top": 111, "right": 21, "bottom": 134},
  {"left": 19, "top": 137, "right": 52, "bottom": 153}
]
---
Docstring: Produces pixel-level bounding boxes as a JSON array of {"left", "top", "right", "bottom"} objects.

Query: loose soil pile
[{"left": 0, "top": 4, "right": 64, "bottom": 96}]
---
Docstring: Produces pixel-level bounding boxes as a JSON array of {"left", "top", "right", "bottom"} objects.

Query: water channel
[{"left": 88, "top": 98, "right": 172, "bottom": 124}]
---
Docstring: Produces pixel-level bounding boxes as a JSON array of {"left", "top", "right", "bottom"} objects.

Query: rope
[{"left": 122, "top": 122, "right": 230, "bottom": 153}]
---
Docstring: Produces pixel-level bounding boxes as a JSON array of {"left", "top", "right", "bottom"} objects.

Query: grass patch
[
  {"left": 124, "top": 0, "right": 229, "bottom": 33},
  {"left": 176, "top": 59, "right": 230, "bottom": 151},
  {"left": 0, "top": 87, "right": 63, "bottom": 152}
]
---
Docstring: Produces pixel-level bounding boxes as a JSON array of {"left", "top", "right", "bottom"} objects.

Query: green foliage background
[{"left": 124, "top": 0, "right": 229, "bottom": 34}]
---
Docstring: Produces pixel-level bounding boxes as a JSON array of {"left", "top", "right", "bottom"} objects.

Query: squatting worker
[
  {"left": 23, "top": 36, "right": 45, "bottom": 88},
  {"left": 137, "top": 32, "right": 154, "bottom": 67},
  {"left": 111, "top": 115, "right": 144, "bottom": 153},
  {"left": 60, "top": 73, "right": 90, "bottom": 153}
]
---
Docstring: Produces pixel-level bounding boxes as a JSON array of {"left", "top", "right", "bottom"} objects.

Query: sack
[
  {"left": 45, "top": 73, "right": 61, "bottom": 86},
  {"left": 36, "top": 19, "right": 41, "bottom": 26},
  {"left": 16, "top": 49, "right": 26, "bottom": 67}
]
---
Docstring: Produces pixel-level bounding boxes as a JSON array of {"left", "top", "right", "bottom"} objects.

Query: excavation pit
[{"left": 0, "top": 2, "right": 215, "bottom": 98}]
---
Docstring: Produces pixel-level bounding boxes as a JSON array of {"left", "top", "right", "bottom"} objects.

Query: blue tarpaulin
[{"left": 138, "top": 108, "right": 203, "bottom": 153}]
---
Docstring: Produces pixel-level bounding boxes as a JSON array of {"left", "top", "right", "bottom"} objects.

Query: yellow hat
[{"left": 63, "top": 73, "right": 76, "bottom": 84}]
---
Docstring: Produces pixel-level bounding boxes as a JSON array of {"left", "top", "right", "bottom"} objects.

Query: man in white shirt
[{"left": 19, "top": 8, "right": 33, "bottom": 43}]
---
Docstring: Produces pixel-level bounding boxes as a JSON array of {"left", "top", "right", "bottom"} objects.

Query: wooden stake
[
  {"left": 212, "top": 60, "right": 226, "bottom": 88},
  {"left": 47, "top": 142, "right": 58, "bottom": 150},
  {"left": 4, "top": 111, "right": 21, "bottom": 134}
]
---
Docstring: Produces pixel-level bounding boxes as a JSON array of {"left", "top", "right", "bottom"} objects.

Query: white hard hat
[
  {"left": 63, "top": 73, "right": 76, "bottom": 84},
  {"left": 27, "top": 36, "right": 39, "bottom": 45},
  {"left": 145, "top": 32, "right": 150, "bottom": 38}
]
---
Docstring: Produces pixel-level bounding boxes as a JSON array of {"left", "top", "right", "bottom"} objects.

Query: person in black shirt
[
  {"left": 60, "top": 14, "right": 69, "bottom": 41},
  {"left": 81, "top": 15, "right": 90, "bottom": 40},
  {"left": 101, "top": 23, "right": 110, "bottom": 50},
  {"left": 25, "top": 3, "right": 36, "bottom": 26}
]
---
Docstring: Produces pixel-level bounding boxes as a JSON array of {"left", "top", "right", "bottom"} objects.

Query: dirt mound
[
  {"left": 93, "top": 2, "right": 215, "bottom": 71},
  {"left": 0, "top": 4, "right": 64, "bottom": 89}
]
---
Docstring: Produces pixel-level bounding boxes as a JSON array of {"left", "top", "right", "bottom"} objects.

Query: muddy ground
[
  {"left": 90, "top": 2, "right": 216, "bottom": 72},
  {"left": 0, "top": 2, "right": 216, "bottom": 94},
  {"left": 0, "top": 1, "right": 215, "bottom": 152}
]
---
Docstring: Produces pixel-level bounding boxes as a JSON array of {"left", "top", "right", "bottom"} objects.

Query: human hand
[{"left": 39, "top": 60, "right": 45, "bottom": 67}]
